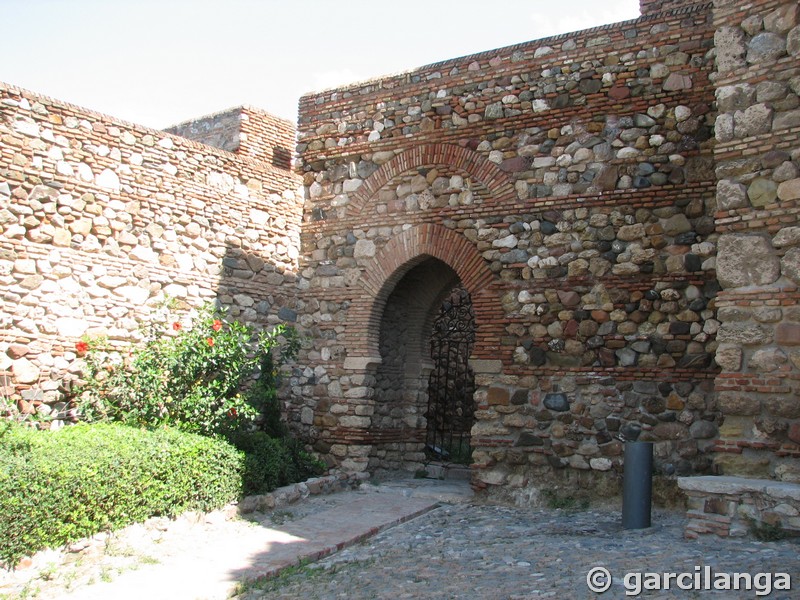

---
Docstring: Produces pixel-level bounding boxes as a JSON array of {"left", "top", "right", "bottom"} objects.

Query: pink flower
[
  {"left": 172, "top": 322, "right": 182, "bottom": 331},
  {"left": 206, "top": 337, "right": 214, "bottom": 347},
  {"left": 212, "top": 319, "right": 222, "bottom": 332}
]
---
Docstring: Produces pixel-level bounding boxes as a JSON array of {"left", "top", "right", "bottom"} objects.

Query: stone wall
[
  {"left": 1, "top": 0, "right": 798, "bottom": 507},
  {"left": 165, "top": 105, "right": 295, "bottom": 170},
  {"left": 293, "top": 0, "right": 723, "bottom": 497},
  {"left": 679, "top": 475, "right": 800, "bottom": 537},
  {"left": 164, "top": 107, "right": 243, "bottom": 154},
  {"left": 0, "top": 82, "right": 303, "bottom": 424},
  {"left": 711, "top": 0, "right": 800, "bottom": 482}
]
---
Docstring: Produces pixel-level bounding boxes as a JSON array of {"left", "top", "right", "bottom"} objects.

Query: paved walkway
[{"left": 3, "top": 479, "right": 799, "bottom": 599}]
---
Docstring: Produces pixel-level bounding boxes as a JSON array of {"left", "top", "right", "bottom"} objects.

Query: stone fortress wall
[
  {"left": 0, "top": 84, "right": 303, "bottom": 422},
  {"left": 294, "top": 0, "right": 722, "bottom": 498},
  {"left": 0, "top": 0, "right": 799, "bottom": 522},
  {"left": 291, "top": 0, "right": 800, "bottom": 503}
]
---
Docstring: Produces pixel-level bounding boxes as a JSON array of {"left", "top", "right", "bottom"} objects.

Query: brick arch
[
  {"left": 347, "top": 143, "right": 518, "bottom": 217},
  {"left": 343, "top": 223, "right": 504, "bottom": 366}
]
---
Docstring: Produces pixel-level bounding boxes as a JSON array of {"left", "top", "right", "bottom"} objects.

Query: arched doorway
[{"left": 369, "top": 257, "right": 476, "bottom": 474}]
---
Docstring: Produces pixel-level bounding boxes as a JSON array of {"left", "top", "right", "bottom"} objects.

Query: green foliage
[
  {"left": 228, "top": 431, "right": 325, "bottom": 496},
  {"left": 0, "top": 423, "right": 243, "bottom": 567},
  {"left": 77, "top": 302, "right": 299, "bottom": 437},
  {"left": 748, "top": 518, "right": 791, "bottom": 542}
]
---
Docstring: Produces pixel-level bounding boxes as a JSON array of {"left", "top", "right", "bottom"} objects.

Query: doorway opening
[
  {"left": 426, "top": 285, "right": 476, "bottom": 466},
  {"left": 370, "top": 257, "right": 476, "bottom": 474}
]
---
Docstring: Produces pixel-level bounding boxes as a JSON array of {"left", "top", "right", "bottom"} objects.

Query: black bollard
[{"left": 622, "top": 441, "right": 653, "bottom": 529}]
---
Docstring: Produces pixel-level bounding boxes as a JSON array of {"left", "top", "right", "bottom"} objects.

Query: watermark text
[{"left": 586, "top": 566, "right": 792, "bottom": 596}]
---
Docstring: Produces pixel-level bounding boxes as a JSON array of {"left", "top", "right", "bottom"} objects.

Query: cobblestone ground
[
  {"left": 235, "top": 503, "right": 800, "bottom": 600},
  {"left": 4, "top": 481, "right": 799, "bottom": 600}
]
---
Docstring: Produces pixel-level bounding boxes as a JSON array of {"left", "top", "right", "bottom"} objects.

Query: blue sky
[{"left": 2, "top": 0, "right": 639, "bottom": 128}]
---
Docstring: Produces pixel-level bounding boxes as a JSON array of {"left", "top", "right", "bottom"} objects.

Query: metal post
[{"left": 622, "top": 441, "right": 653, "bottom": 529}]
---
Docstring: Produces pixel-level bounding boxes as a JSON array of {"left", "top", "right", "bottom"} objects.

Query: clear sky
[{"left": 2, "top": 0, "right": 640, "bottom": 129}]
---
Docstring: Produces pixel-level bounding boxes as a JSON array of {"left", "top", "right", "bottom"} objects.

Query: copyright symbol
[{"left": 586, "top": 567, "right": 612, "bottom": 593}]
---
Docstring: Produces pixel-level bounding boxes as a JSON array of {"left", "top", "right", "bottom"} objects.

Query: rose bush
[{"left": 77, "top": 302, "right": 299, "bottom": 437}]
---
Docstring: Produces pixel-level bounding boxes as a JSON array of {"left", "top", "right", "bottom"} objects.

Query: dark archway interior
[
  {"left": 370, "top": 257, "right": 474, "bottom": 473},
  {"left": 426, "top": 284, "right": 476, "bottom": 465}
]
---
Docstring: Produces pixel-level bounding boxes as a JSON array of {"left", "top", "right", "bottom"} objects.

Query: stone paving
[
  {"left": 3, "top": 478, "right": 799, "bottom": 600},
  {"left": 235, "top": 481, "right": 800, "bottom": 600}
]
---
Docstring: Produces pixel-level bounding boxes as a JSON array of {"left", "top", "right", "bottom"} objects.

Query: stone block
[
  {"left": 777, "top": 178, "right": 800, "bottom": 202},
  {"left": 714, "top": 454, "right": 771, "bottom": 478},
  {"left": 776, "top": 322, "right": 800, "bottom": 345},
  {"left": 716, "top": 234, "right": 779, "bottom": 289}
]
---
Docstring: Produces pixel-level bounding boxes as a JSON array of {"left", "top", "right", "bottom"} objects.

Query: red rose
[
  {"left": 228, "top": 408, "right": 237, "bottom": 418},
  {"left": 75, "top": 341, "right": 89, "bottom": 354},
  {"left": 172, "top": 322, "right": 182, "bottom": 331},
  {"left": 212, "top": 319, "right": 222, "bottom": 331},
  {"left": 206, "top": 337, "right": 214, "bottom": 347}
]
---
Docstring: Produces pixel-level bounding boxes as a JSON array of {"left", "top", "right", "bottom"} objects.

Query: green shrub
[
  {"left": 77, "top": 301, "right": 299, "bottom": 437},
  {"left": 0, "top": 423, "right": 243, "bottom": 567},
  {"left": 228, "top": 431, "right": 326, "bottom": 496}
]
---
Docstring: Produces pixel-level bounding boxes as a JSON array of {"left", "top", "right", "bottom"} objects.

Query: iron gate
[{"left": 426, "top": 286, "right": 476, "bottom": 464}]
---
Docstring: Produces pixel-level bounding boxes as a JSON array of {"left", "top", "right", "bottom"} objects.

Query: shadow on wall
[{"left": 272, "top": 147, "right": 292, "bottom": 171}]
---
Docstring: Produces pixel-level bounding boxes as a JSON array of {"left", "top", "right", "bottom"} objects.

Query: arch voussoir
[{"left": 348, "top": 143, "right": 518, "bottom": 216}]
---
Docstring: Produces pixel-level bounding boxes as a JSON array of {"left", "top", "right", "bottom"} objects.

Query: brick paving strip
[{"left": 56, "top": 490, "right": 444, "bottom": 600}]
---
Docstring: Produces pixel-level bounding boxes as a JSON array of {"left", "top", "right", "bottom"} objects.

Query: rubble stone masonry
[
  {"left": 294, "top": 1, "right": 722, "bottom": 500},
  {"left": 1, "top": 0, "right": 799, "bottom": 511},
  {"left": 292, "top": 0, "right": 800, "bottom": 502},
  {"left": 0, "top": 84, "right": 303, "bottom": 422}
]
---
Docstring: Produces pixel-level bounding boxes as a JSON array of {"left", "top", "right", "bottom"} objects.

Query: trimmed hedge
[
  {"left": 0, "top": 423, "right": 244, "bottom": 567},
  {"left": 228, "top": 431, "right": 326, "bottom": 496}
]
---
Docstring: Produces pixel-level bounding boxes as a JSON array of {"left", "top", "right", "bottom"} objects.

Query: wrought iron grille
[{"left": 426, "top": 286, "right": 476, "bottom": 465}]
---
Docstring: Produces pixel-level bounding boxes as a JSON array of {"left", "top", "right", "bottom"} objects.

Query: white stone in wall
[
  {"left": 207, "top": 172, "right": 234, "bottom": 194},
  {"left": 128, "top": 246, "right": 157, "bottom": 262},
  {"left": 14, "top": 258, "right": 36, "bottom": 274},
  {"left": 55, "top": 317, "right": 89, "bottom": 338},
  {"left": 96, "top": 274, "right": 127, "bottom": 289},
  {"left": 249, "top": 208, "right": 270, "bottom": 226},
  {"left": 96, "top": 169, "right": 120, "bottom": 191},
  {"left": 493, "top": 234, "right": 518, "bottom": 249},
  {"left": 353, "top": 239, "right": 375, "bottom": 258},
  {"left": 12, "top": 357, "right": 40, "bottom": 383},
  {"left": 75, "top": 163, "right": 93, "bottom": 182},
  {"left": 14, "top": 120, "right": 40, "bottom": 137},
  {"left": 114, "top": 285, "right": 150, "bottom": 305},
  {"left": 163, "top": 284, "right": 187, "bottom": 298},
  {"left": 616, "top": 147, "right": 640, "bottom": 159},
  {"left": 343, "top": 179, "right": 363, "bottom": 193},
  {"left": 175, "top": 253, "right": 194, "bottom": 272}
]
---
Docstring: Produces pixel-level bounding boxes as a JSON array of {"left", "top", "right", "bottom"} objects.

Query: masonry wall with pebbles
[
  {"left": 0, "top": 83, "right": 303, "bottom": 424},
  {"left": 293, "top": 0, "right": 728, "bottom": 498},
  {"left": 709, "top": 0, "right": 800, "bottom": 482},
  {"left": 2, "top": 0, "right": 799, "bottom": 508}
]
